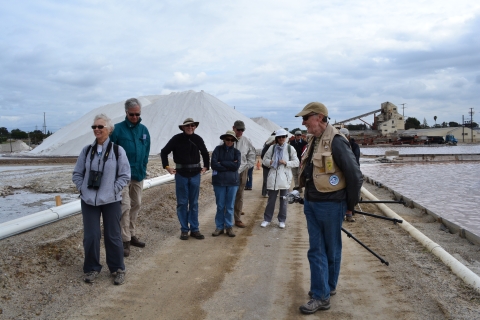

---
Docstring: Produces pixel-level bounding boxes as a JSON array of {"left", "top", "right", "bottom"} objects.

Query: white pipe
[
  {"left": 0, "top": 174, "right": 175, "bottom": 240},
  {"left": 361, "top": 186, "right": 480, "bottom": 293}
]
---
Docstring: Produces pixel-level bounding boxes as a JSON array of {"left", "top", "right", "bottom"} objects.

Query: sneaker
[
  {"left": 212, "top": 229, "right": 224, "bottom": 237},
  {"left": 190, "top": 231, "right": 205, "bottom": 239},
  {"left": 279, "top": 222, "right": 285, "bottom": 229},
  {"left": 123, "top": 241, "right": 130, "bottom": 257},
  {"left": 308, "top": 289, "right": 336, "bottom": 298},
  {"left": 130, "top": 236, "right": 145, "bottom": 248},
  {"left": 345, "top": 215, "right": 356, "bottom": 222},
  {"left": 180, "top": 232, "right": 189, "bottom": 240},
  {"left": 226, "top": 228, "right": 236, "bottom": 237},
  {"left": 113, "top": 269, "right": 126, "bottom": 285},
  {"left": 84, "top": 271, "right": 99, "bottom": 283},
  {"left": 299, "top": 298, "right": 331, "bottom": 314},
  {"left": 260, "top": 221, "right": 270, "bottom": 228}
]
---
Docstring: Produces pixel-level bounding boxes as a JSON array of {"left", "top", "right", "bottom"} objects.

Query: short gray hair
[
  {"left": 124, "top": 98, "right": 141, "bottom": 111},
  {"left": 93, "top": 114, "right": 114, "bottom": 134}
]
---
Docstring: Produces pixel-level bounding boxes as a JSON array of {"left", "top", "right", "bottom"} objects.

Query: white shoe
[
  {"left": 279, "top": 222, "right": 286, "bottom": 229},
  {"left": 260, "top": 221, "right": 270, "bottom": 228}
]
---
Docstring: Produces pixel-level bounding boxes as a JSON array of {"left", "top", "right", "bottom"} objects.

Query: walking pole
[{"left": 342, "top": 227, "right": 389, "bottom": 266}]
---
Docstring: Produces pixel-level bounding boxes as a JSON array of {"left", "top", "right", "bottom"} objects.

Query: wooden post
[{"left": 55, "top": 195, "right": 62, "bottom": 206}]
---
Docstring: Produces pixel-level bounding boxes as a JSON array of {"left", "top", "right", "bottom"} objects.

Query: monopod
[{"left": 283, "top": 191, "right": 390, "bottom": 266}]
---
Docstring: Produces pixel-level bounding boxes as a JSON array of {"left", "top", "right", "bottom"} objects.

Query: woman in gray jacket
[{"left": 72, "top": 114, "right": 130, "bottom": 285}]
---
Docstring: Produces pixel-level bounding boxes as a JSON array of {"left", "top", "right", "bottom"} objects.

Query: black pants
[
  {"left": 81, "top": 200, "right": 125, "bottom": 274},
  {"left": 262, "top": 167, "right": 269, "bottom": 196}
]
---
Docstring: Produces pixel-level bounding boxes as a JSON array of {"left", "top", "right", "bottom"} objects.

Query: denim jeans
[
  {"left": 213, "top": 185, "right": 239, "bottom": 229},
  {"left": 175, "top": 173, "right": 201, "bottom": 232},
  {"left": 303, "top": 199, "right": 345, "bottom": 300},
  {"left": 245, "top": 167, "right": 254, "bottom": 188}
]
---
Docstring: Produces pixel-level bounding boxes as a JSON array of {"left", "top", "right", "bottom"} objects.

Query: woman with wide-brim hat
[{"left": 210, "top": 130, "right": 241, "bottom": 237}]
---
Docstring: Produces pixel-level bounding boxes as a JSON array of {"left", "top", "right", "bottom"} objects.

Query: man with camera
[
  {"left": 110, "top": 98, "right": 150, "bottom": 257},
  {"left": 295, "top": 102, "right": 363, "bottom": 314}
]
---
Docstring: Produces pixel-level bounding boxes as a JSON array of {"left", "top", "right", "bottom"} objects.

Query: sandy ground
[{"left": 0, "top": 158, "right": 480, "bottom": 319}]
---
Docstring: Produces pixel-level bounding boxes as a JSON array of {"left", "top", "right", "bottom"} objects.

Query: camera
[
  {"left": 87, "top": 170, "right": 103, "bottom": 189},
  {"left": 282, "top": 190, "right": 304, "bottom": 204}
]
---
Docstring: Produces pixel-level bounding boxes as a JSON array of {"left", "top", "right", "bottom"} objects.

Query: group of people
[{"left": 72, "top": 99, "right": 363, "bottom": 315}]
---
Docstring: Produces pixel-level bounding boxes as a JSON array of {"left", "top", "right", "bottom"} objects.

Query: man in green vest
[
  {"left": 296, "top": 102, "right": 362, "bottom": 314},
  {"left": 110, "top": 98, "right": 150, "bottom": 257}
]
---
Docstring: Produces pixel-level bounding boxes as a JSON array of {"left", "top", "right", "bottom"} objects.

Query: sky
[{"left": 1, "top": 0, "right": 479, "bottom": 133}]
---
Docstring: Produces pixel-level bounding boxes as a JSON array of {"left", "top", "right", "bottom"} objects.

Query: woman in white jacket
[{"left": 261, "top": 129, "right": 299, "bottom": 228}]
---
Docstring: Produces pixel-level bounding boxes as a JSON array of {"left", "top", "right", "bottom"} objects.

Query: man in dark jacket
[
  {"left": 289, "top": 130, "right": 307, "bottom": 193},
  {"left": 160, "top": 118, "right": 210, "bottom": 240},
  {"left": 110, "top": 98, "right": 150, "bottom": 257}
]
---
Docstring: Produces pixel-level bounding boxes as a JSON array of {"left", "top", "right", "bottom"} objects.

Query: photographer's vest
[{"left": 299, "top": 124, "right": 347, "bottom": 192}]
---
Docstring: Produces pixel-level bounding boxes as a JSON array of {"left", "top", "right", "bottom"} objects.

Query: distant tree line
[
  {"left": 0, "top": 127, "right": 52, "bottom": 144},
  {"left": 404, "top": 117, "right": 478, "bottom": 130}
]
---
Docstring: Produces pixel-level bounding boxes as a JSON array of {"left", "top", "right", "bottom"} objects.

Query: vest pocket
[{"left": 312, "top": 153, "right": 324, "bottom": 173}]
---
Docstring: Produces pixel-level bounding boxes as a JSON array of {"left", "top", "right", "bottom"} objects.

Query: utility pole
[
  {"left": 400, "top": 103, "right": 406, "bottom": 117},
  {"left": 469, "top": 108, "right": 474, "bottom": 143},
  {"left": 462, "top": 115, "right": 465, "bottom": 142},
  {"left": 43, "top": 112, "right": 47, "bottom": 135}
]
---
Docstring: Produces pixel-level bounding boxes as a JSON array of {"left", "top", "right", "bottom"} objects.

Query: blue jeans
[
  {"left": 213, "top": 185, "right": 239, "bottom": 229},
  {"left": 175, "top": 173, "right": 201, "bottom": 232},
  {"left": 245, "top": 167, "right": 254, "bottom": 188},
  {"left": 303, "top": 199, "right": 345, "bottom": 300}
]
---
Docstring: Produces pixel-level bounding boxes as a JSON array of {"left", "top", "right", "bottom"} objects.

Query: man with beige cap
[
  {"left": 295, "top": 102, "right": 362, "bottom": 314},
  {"left": 231, "top": 120, "right": 256, "bottom": 228},
  {"left": 160, "top": 118, "right": 210, "bottom": 240}
]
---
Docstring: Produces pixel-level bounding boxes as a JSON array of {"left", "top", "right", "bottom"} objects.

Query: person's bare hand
[
  {"left": 167, "top": 167, "right": 176, "bottom": 175},
  {"left": 201, "top": 167, "right": 207, "bottom": 174}
]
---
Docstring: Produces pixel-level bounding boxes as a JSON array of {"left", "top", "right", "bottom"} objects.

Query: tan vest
[{"left": 299, "top": 124, "right": 347, "bottom": 192}]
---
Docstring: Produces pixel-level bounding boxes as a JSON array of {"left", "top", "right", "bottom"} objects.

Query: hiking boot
[
  {"left": 123, "top": 241, "right": 130, "bottom": 257},
  {"left": 180, "top": 232, "right": 189, "bottom": 240},
  {"left": 299, "top": 298, "right": 331, "bottom": 314},
  {"left": 260, "top": 221, "right": 270, "bottom": 228},
  {"left": 226, "top": 228, "right": 236, "bottom": 237},
  {"left": 130, "top": 236, "right": 145, "bottom": 248},
  {"left": 84, "top": 270, "right": 99, "bottom": 283},
  {"left": 345, "top": 215, "right": 356, "bottom": 222},
  {"left": 190, "top": 231, "right": 205, "bottom": 239},
  {"left": 309, "top": 289, "right": 336, "bottom": 298},
  {"left": 113, "top": 269, "right": 126, "bottom": 285},
  {"left": 235, "top": 220, "right": 246, "bottom": 228},
  {"left": 212, "top": 229, "right": 224, "bottom": 237}
]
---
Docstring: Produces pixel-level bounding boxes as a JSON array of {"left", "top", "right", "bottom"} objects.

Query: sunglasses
[
  {"left": 277, "top": 135, "right": 287, "bottom": 139},
  {"left": 128, "top": 113, "right": 141, "bottom": 117},
  {"left": 184, "top": 124, "right": 196, "bottom": 128},
  {"left": 235, "top": 128, "right": 245, "bottom": 132},
  {"left": 91, "top": 125, "right": 105, "bottom": 129},
  {"left": 295, "top": 134, "right": 302, "bottom": 136},
  {"left": 224, "top": 138, "right": 236, "bottom": 142},
  {"left": 302, "top": 113, "right": 317, "bottom": 121}
]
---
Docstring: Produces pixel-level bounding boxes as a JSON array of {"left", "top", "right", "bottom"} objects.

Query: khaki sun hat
[
  {"left": 220, "top": 130, "right": 238, "bottom": 141},
  {"left": 178, "top": 118, "right": 199, "bottom": 130},
  {"left": 295, "top": 102, "right": 329, "bottom": 117}
]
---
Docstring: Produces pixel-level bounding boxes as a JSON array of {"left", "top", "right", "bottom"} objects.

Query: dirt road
[
  {"left": 1, "top": 164, "right": 479, "bottom": 319},
  {"left": 67, "top": 169, "right": 418, "bottom": 320}
]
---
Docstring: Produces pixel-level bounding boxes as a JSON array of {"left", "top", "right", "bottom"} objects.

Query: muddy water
[
  {"left": 361, "top": 161, "right": 480, "bottom": 237},
  {"left": 361, "top": 145, "right": 480, "bottom": 156}
]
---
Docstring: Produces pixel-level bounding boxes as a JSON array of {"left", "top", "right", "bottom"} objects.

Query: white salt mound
[
  {"left": 0, "top": 141, "right": 32, "bottom": 153},
  {"left": 31, "top": 90, "right": 274, "bottom": 156}
]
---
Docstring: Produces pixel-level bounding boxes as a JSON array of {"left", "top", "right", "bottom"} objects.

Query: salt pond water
[
  {"left": 361, "top": 160, "right": 480, "bottom": 238},
  {"left": 361, "top": 145, "right": 480, "bottom": 156}
]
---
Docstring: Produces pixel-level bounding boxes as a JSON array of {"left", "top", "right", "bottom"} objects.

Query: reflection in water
[{"left": 361, "top": 161, "right": 480, "bottom": 237}]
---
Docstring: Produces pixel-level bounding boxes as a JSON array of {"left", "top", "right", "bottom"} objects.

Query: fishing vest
[{"left": 299, "top": 124, "right": 347, "bottom": 192}]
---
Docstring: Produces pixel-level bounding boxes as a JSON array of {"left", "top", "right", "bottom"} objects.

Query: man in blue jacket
[{"left": 110, "top": 98, "right": 150, "bottom": 257}]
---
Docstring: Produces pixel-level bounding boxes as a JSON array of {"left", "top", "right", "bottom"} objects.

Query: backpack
[{"left": 268, "top": 144, "right": 293, "bottom": 161}]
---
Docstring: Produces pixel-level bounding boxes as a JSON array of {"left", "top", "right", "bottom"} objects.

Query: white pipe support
[{"left": 360, "top": 186, "right": 480, "bottom": 293}]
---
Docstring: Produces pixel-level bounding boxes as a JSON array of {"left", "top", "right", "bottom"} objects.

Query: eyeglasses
[
  {"left": 224, "top": 138, "right": 236, "bottom": 142},
  {"left": 235, "top": 128, "right": 245, "bottom": 132},
  {"left": 184, "top": 124, "right": 196, "bottom": 128},
  {"left": 302, "top": 113, "right": 317, "bottom": 121},
  {"left": 128, "top": 113, "right": 141, "bottom": 117},
  {"left": 91, "top": 125, "right": 105, "bottom": 129}
]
